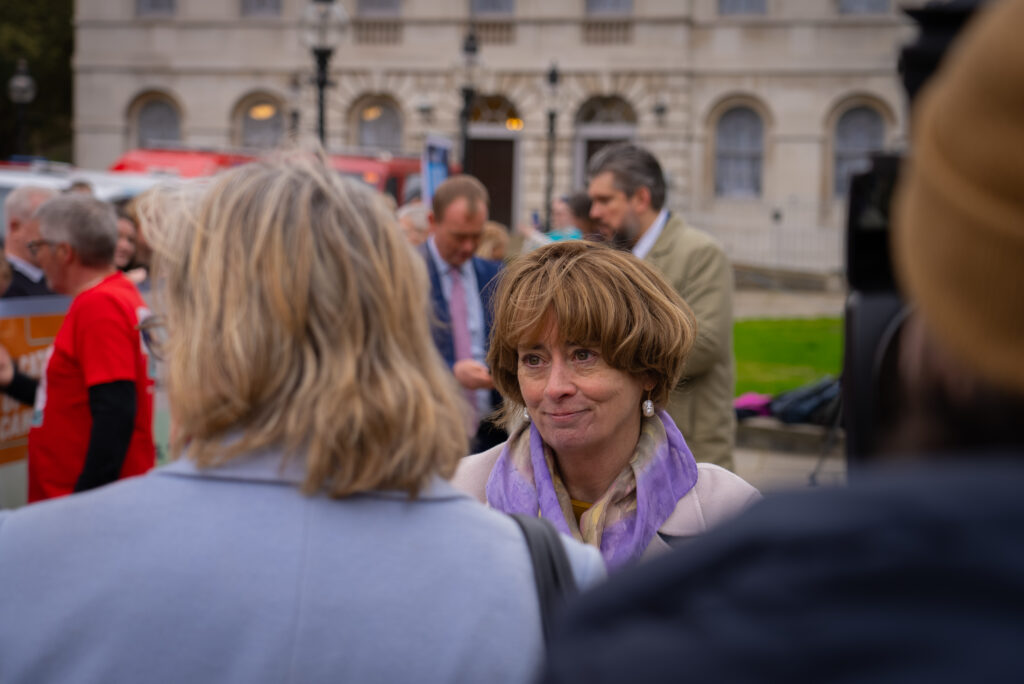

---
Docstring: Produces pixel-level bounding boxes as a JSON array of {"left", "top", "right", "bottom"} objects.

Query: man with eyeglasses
[
  {"left": 2, "top": 185, "right": 58, "bottom": 298},
  {"left": 0, "top": 194, "right": 155, "bottom": 502}
]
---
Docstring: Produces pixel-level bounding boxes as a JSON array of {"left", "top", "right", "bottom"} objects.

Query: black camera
[{"left": 841, "top": 0, "right": 987, "bottom": 467}]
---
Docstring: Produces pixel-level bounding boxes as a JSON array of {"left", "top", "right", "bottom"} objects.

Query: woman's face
[
  {"left": 517, "top": 319, "right": 649, "bottom": 462},
  {"left": 115, "top": 218, "right": 137, "bottom": 269}
]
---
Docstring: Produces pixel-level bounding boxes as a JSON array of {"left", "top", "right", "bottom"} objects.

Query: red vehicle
[
  {"left": 108, "top": 148, "right": 253, "bottom": 178},
  {"left": 108, "top": 148, "right": 433, "bottom": 204},
  {"left": 328, "top": 153, "right": 423, "bottom": 205}
]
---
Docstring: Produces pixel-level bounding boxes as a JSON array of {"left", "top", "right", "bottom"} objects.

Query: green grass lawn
[{"left": 734, "top": 317, "right": 842, "bottom": 397}]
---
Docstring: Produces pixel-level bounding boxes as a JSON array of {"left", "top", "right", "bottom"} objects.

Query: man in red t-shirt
[{"left": 0, "top": 195, "right": 155, "bottom": 502}]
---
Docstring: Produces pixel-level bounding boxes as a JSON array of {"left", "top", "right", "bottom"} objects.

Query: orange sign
[{"left": 0, "top": 298, "right": 70, "bottom": 466}]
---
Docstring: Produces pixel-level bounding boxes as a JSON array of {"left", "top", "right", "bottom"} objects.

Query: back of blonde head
[{"left": 142, "top": 152, "right": 468, "bottom": 496}]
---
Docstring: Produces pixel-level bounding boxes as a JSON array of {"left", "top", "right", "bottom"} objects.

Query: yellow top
[{"left": 570, "top": 498, "right": 592, "bottom": 524}]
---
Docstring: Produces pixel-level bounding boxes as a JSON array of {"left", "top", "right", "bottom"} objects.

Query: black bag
[
  {"left": 510, "top": 514, "right": 579, "bottom": 644},
  {"left": 771, "top": 376, "right": 842, "bottom": 426}
]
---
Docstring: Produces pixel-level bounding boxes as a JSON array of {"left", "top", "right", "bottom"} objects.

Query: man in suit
[
  {"left": 2, "top": 185, "right": 58, "bottom": 297},
  {"left": 587, "top": 143, "right": 735, "bottom": 471},
  {"left": 422, "top": 175, "right": 505, "bottom": 452}
]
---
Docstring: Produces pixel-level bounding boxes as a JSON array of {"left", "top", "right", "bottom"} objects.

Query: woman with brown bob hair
[
  {"left": 454, "top": 241, "right": 759, "bottom": 569},
  {"left": 0, "top": 153, "right": 604, "bottom": 683}
]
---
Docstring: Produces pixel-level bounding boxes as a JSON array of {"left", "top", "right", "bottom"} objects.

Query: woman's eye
[
  {"left": 521, "top": 354, "right": 541, "bottom": 367},
  {"left": 573, "top": 349, "right": 595, "bottom": 362}
]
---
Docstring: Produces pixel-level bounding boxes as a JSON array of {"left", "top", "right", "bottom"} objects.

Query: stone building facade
[{"left": 74, "top": 0, "right": 922, "bottom": 273}]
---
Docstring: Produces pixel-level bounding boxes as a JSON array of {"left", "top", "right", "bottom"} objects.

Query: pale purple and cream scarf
[{"left": 485, "top": 409, "right": 698, "bottom": 570}]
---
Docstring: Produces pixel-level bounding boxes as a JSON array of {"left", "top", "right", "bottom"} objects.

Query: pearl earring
[
  {"left": 523, "top": 408, "right": 530, "bottom": 421},
  {"left": 642, "top": 398, "right": 655, "bottom": 418}
]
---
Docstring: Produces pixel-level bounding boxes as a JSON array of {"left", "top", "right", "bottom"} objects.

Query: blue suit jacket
[{"left": 420, "top": 246, "right": 503, "bottom": 369}]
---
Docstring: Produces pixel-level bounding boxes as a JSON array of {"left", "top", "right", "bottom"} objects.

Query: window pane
[
  {"left": 838, "top": 0, "right": 888, "bottom": 14},
  {"left": 137, "top": 100, "right": 181, "bottom": 148},
  {"left": 715, "top": 107, "right": 763, "bottom": 198},
  {"left": 358, "top": 0, "right": 399, "bottom": 16},
  {"left": 472, "top": 0, "right": 515, "bottom": 14},
  {"left": 359, "top": 102, "right": 402, "bottom": 150},
  {"left": 137, "top": 0, "right": 175, "bottom": 16},
  {"left": 718, "top": 0, "right": 766, "bottom": 14},
  {"left": 242, "top": 100, "right": 284, "bottom": 148},
  {"left": 586, "top": 0, "right": 633, "bottom": 15},
  {"left": 241, "top": 0, "right": 280, "bottom": 16},
  {"left": 834, "top": 106, "right": 884, "bottom": 196}
]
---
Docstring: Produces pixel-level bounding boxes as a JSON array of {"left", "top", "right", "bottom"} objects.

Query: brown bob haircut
[{"left": 488, "top": 241, "right": 696, "bottom": 426}]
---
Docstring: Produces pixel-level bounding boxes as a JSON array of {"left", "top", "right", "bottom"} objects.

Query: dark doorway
[{"left": 465, "top": 138, "right": 515, "bottom": 228}]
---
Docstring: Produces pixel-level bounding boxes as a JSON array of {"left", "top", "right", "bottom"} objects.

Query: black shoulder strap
[{"left": 510, "top": 514, "right": 579, "bottom": 644}]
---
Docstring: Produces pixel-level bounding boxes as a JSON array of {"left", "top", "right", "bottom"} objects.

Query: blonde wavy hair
[
  {"left": 140, "top": 151, "right": 468, "bottom": 496},
  {"left": 488, "top": 241, "right": 697, "bottom": 429}
]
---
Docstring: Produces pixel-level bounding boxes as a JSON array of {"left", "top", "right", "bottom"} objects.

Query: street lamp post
[
  {"left": 288, "top": 74, "right": 302, "bottom": 141},
  {"left": 459, "top": 28, "right": 478, "bottom": 172},
  {"left": 544, "top": 63, "right": 560, "bottom": 231},
  {"left": 7, "top": 59, "right": 37, "bottom": 157},
  {"left": 300, "top": 0, "right": 348, "bottom": 147}
]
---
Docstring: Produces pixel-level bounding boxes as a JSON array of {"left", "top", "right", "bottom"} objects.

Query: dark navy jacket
[
  {"left": 542, "top": 457, "right": 1024, "bottom": 684},
  {"left": 420, "top": 245, "right": 502, "bottom": 369}
]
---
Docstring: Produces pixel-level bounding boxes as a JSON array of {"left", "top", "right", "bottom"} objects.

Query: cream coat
[{"left": 451, "top": 443, "right": 761, "bottom": 561}]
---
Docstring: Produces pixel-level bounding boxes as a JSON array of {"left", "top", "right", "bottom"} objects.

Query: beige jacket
[
  {"left": 645, "top": 214, "right": 736, "bottom": 471},
  {"left": 451, "top": 443, "right": 761, "bottom": 561}
]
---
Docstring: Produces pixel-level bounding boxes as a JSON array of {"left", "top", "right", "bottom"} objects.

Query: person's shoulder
[
  {"left": 450, "top": 442, "right": 504, "bottom": 502},
  {"left": 473, "top": 255, "right": 503, "bottom": 275},
  {"left": 75, "top": 274, "right": 143, "bottom": 313},
  {"left": 0, "top": 473, "right": 160, "bottom": 552},
  {"left": 660, "top": 463, "right": 761, "bottom": 537},
  {"left": 675, "top": 216, "right": 725, "bottom": 255}
]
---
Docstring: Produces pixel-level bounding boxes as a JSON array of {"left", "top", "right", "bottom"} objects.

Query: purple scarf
[{"left": 485, "top": 409, "right": 698, "bottom": 569}]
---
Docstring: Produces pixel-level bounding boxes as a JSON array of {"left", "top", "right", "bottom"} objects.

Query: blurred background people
[
  {"left": 540, "top": 2, "right": 1024, "bottom": 681},
  {"left": 397, "top": 201, "right": 430, "bottom": 246},
  {"left": 476, "top": 220, "right": 510, "bottom": 261},
  {"left": 0, "top": 249, "right": 12, "bottom": 295},
  {"left": 0, "top": 154, "right": 604, "bottom": 683},
  {"left": 0, "top": 195, "right": 154, "bottom": 502},
  {"left": 548, "top": 193, "right": 587, "bottom": 241},
  {"left": 2, "top": 185, "right": 58, "bottom": 297},
  {"left": 588, "top": 143, "right": 736, "bottom": 472},
  {"left": 66, "top": 179, "right": 95, "bottom": 196},
  {"left": 423, "top": 174, "right": 506, "bottom": 451},
  {"left": 113, "top": 209, "right": 137, "bottom": 271},
  {"left": 454, "top": 242, "right": 759, "bottom": 570}
]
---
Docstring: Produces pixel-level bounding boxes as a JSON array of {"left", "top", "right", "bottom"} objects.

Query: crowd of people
[{"left": 1, "top": 0, "right": 1023, "bottom": 679}]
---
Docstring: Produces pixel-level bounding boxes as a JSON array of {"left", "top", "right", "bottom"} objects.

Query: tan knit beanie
[{"left": 893, "top": 0, "right": 1024, "bottom": 395}]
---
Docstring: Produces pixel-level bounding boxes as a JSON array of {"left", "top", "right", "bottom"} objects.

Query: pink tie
[
  {"left": 449, "top": 267, "right": 477, "bottom": 430},
  {"left": 449, "top": 267, "right": 473, "bottom": 362}
]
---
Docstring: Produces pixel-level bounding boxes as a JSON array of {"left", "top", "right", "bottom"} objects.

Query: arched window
[
  {"left": 472, "top": 0, "right": 514, "bottom": 13},
  {"left": 575, "top": 95, "right": 638, "bottom": 126},
  {"left": 137, "top": 98, "right": 181, "bottom": 148},
  {"left": 586, "top": 0, "right": 632, "bottom": 14},
  {"left": 356, "top": 99, "right": 402, "bottom": 150},
  {"left": 839, "top": 0, "right": 888, "bottom": 14},
  {"left": 719, "top": 0, "right": 766, "bottom": 14},
  {"left": 834, "top": 106, "right": 884, "bottom": 197},
  {"left": 241, "top": 0, "right": 280, "bottom": 16},
  {"left": 572, "top": 95, "right": 637, "bottom": 186},
  {"left": 239, "top": 96, "right": 284, "bottom": 149},
  {"left": 470, "top": 94, "right": 522, "bottom": 129},
  {"left": 715, "top": 106, "right": 763, "bottom": 198}
]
